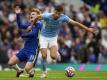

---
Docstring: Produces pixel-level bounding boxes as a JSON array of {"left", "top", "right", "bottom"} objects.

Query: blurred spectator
[
  {"left": 35, "top": 0, "right": 46, "bottom": 12},
  {"left": 7, "top": 37, "right": 22, "bottom": 59},
  {"left": 99, "top": 30, "right": 107, "bottom": 63},
  {"left": 99, "top": 12, "right": 107, "bottom": 29}
]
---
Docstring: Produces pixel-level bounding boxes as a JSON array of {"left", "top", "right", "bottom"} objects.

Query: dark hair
[{"left": 55, "top": 5, "right": 64, "bottom": 12}]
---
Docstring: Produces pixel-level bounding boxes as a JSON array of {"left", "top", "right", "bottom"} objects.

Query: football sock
[
  {"left": 12, "top": 64, "right": 22, "bottom": 72},
  {"left": 41, "top": 58, "right": 47, "bottom": 71}
]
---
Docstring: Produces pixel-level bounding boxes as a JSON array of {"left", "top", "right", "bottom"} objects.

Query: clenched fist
[{"left": 15, "top": 6, "right": 21, "bottom": 13}]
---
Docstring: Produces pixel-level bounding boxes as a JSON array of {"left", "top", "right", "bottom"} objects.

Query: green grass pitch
[{"left": 0, "top": 70, "right": 106, "bottom": 80}]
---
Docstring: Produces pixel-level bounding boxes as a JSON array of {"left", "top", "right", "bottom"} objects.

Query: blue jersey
[
  {"left": 41, "top": 13, "right": 71, "bottom": 37},
  {"left": 16, "top": 13, "right": 42, "bottom": 53}
]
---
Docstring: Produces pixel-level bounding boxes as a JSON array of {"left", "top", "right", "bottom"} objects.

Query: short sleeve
[
  {"left": 62, "top": 15, "right": 70, "bottom": 22},
  {"left": 63, "top": 15, "right": 75, "bottom": 24}
]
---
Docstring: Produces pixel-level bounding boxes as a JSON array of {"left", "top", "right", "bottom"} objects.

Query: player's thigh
[
  {"left": 16, "top": 49, "right": 26, "bottom": 62},
  {"left": 8, "top": 55, "right": 20, "bottom": 65},
  {"left": 49, "top": 36, "right": 58, "bottom": 58},
  {"left": 24, "top": 62, "right": 33, "bottom": 72},
  {"left": 40, "top": 35, "right": 48, "bottom": 58},
  {"left": 40, "top": 35, "right": 48, "bottom": 49}
]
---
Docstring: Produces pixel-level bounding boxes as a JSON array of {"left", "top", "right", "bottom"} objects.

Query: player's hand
[
  {"left": 87, "top": 28, "right": 96, "bottom": 33},
  {"left": 26, "top": 26, "right": 32, "bottom": 32},
  {"left": 35, "top": 15, "right": 41, "bottom": 20},
  {"left": 15, "top": 6, "right": 21, "bottom": 13}
]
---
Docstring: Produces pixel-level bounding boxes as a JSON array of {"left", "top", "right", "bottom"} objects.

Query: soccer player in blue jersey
[
  {"left": 29, "top": 5, "right": 96, "bottom": 78},
  {"left": 8, "top": 7, "right": 42, "bottom": 77}
]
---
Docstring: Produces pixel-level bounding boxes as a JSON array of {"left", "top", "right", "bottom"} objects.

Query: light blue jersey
[{"left": 40, "top": 13, "right": 72, "bottom": 37}]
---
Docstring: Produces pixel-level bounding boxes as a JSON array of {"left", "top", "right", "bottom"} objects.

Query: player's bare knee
[
  {"left": 41, "top": 48, "right": 47, "bottom": 59},
  {"left": 42, "top": 54, "right": 47, "bottom": 59},
  {"left": 50, "top": 47, "right": 57, "bottom": 60},
  {"left": 8, "top": 59, "right": 15, "bottom": 66},
  {"left": 24, "top": 62, "right": 33, "bottom": 73},
  {"left": 8, "top": 61, "right": 12, "bottom": 66},
  {"left": 8, "top": 55, "right": 19, "bottom": 66},
  {"left": 41, "top": 52, "right": 47, "bottom": 59}
]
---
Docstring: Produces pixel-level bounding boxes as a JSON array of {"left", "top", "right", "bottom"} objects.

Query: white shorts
[{"left": 40, "top": 35, "right": 58, "bottom": 49}]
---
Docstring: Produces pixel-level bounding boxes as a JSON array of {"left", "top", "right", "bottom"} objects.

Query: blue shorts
[{"left": 16, "top": 48, "right": 39, "bottom": 64}]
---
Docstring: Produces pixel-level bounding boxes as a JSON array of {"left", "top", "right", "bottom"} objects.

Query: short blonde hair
[{"left": 31, "top": 8, "right": 41, "bottom": 15}]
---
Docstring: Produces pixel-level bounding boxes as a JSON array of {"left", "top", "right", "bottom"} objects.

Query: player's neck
[{"left": 52, "top": 14, "right": 59, "bottom": 20}]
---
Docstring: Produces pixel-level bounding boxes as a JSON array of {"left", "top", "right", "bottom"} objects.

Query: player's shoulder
[
  {"left": 59, "top": 14, "right": 70, "bottom": 22},
  {"left": 36, "top": 21, "right": 42, "bottom": 24},
  {"left": 36, "top": 21, "right": 42, "bottom": 28},
  {"left": 42, "top": 12, "right": 52, "bottom": 15},
  {"left": 42, "top": 12, "right": 52, "bottom": 17},
  {"left": 60, "top": 14, "right": 69, "bottom": 18}
]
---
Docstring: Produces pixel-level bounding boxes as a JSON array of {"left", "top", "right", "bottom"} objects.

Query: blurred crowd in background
[{"left": 0, "top": 0, "right": 107, "bottom": 66}]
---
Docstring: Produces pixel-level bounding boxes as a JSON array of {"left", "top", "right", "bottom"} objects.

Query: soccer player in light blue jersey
[{"left": 32, "top": 5, "right": 96, "bottom": 78}]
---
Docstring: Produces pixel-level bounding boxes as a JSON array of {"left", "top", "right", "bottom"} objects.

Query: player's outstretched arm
[
  {"left": 69, "top": 19, "right": 96, "bottom": 33},
  {"left": 15, "top": 6, "right": 30, "bottom": 29}
]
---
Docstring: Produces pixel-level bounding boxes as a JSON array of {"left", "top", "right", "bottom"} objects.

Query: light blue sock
[{"left": 41, "top": 58, "right": 47, "bottom": 71}]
